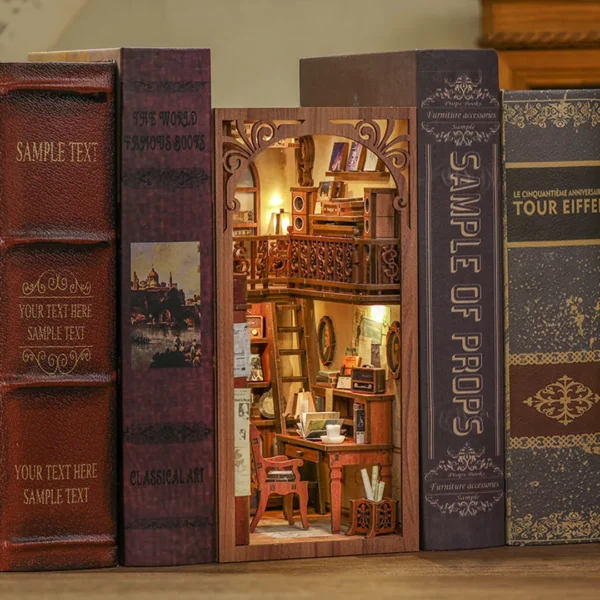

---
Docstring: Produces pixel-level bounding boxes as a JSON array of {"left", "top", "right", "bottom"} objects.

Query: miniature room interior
[{"left": 228, "top": 122, "right": 409, "bottom": 549}]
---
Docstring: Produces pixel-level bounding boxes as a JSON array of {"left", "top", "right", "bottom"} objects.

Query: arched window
[{"left": 233, "top": 162, "right": 260, "bottom": 237}]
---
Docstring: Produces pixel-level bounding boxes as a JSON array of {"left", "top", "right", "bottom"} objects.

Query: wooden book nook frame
[{"left": 215, "top": 107, "right": 419, "bottom": 562}]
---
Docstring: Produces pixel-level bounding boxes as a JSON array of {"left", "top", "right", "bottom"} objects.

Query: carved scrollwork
[
  {"left": 233, "top": 240, "right": 249, "bottom": 274},
  {"left": 377, "top": 501, "right": 394, "bottom": 530},
  {"left": 381, "top": 245, "right": 400, "bottom": 284},
  {"left": 220, "top": 111, "right": 415, "bottom": 230},
  {"left": 354, "top": 119, "right": 410, "bottom": 213},
  {"left": 268, "top": 238, "right": 289, "bottom": 277},
  {"left": 255, "top": 240, "right": 268, "bottom": 280}
]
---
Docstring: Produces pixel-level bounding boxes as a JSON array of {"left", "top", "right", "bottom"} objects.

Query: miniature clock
[
  {"left": 386, "top": 321, "right": 401, "bottom": 379},
  {"left": 258, "top": 390, "right": 275, "bottom": 419},
  {"left": 317, "top": 316, "right": 336, "bottom": 367},
  {"left": 246, "top": 315, "right": 264, "bottom": 338}
]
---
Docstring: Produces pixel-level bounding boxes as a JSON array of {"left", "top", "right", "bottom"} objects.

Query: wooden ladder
[{"left": 267, "top": 298, "right": 315, "bottom": 433}]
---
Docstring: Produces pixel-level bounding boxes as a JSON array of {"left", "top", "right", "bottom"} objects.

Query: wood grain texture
[
  {"left": 497, "top": 48, "right": 600, "bottom": 89},
  {"left": 1, "top": 546, "right": 599, "bottom": 600},
  {"left": 215, "top": 107, "right": 418, "bottom": 561},
  {"left": 480, "top": 0, "right": 600, "bottom": 49}
]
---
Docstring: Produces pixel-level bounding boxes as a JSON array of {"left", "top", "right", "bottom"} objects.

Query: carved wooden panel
[{"left": 215, "top": 107, "right": 419, "bottom": 562}]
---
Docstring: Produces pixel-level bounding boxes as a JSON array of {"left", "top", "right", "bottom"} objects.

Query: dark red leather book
[
  {"left": 30, "top": 48, "right": 215, "bottom": 566},
  {"left": 0, "top": 62, "right": 117, "bottom": 571}
]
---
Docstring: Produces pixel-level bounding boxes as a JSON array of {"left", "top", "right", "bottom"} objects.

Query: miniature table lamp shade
[{"left": 267, "top": 208, "right": 291, "bottom": 235}]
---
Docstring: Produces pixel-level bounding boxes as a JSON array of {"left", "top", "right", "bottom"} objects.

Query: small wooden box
[
  {"left": 246, "top": 315, "right": 264, "bottom": 338},
  {"left": 351, "top": 367, "right": 386, "bottom": 394}
]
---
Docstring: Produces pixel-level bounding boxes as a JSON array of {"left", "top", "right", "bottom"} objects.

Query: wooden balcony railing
[{"left": 233, "top": 233, "right": 401, "bottom": 303}]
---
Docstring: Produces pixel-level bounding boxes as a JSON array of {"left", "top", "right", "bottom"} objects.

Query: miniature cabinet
[{"left": 216, "top": 107, "right": 419, "bottom": 562}]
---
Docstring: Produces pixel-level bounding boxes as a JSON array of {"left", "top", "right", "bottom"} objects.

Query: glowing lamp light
[
  {"left": 267, "top": 208, "right": 292, "bottom": 235},
  {"left": 370, "top": 305, "right": 387, "bottom": 324}
]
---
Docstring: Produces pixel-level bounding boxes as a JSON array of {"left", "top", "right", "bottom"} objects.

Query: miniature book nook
[{"left": 216, "top": 108, "right": 419, "bottom": 562}]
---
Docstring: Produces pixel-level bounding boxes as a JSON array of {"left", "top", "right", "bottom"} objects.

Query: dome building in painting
[{"left": 130, "top": 266, "right": 199, "bottom": 326}]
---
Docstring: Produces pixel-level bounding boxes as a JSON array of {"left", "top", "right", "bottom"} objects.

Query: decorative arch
[{"left": 216, "top": 108, "right": 415, "bottom": 231}]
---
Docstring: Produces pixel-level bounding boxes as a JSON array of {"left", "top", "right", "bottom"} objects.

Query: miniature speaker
[
  {"left": 363, "top": 188, "right": 397, "bottom": 240},
  {"left": 290, "top": 187, "right": 317, "bottom": 234}
]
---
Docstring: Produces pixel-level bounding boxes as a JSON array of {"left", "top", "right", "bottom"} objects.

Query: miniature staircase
[{"left": 267, "top": 299, "right": 311, "bottom": 433}]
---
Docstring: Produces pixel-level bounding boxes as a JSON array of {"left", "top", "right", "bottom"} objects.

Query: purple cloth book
[{"left": 30, "top": 47, "right": 216, "bottom": 566}]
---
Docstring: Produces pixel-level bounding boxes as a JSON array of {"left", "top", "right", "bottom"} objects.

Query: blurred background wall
[{"left": 0, "top": 0, "right": 479, "bottom": 106}]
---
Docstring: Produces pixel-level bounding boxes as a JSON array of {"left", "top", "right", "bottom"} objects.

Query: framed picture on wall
[
  {"left": 247, "top": 354, "right": 264, "bottom": 382},
  {"left": 318, "top": 181, "right": 333, "bottom": 200},
  {"left": 332, "top": 181, "right": 345, "bottom": 198},
  {"left": 345, "top": 142, "right": 365, "bottom": 171},
  {"left": 328, "top": 142, "right": 348, "bottom": 172},
  {"left": 363, "top": 149, "right": 381, "bottom": 172}
]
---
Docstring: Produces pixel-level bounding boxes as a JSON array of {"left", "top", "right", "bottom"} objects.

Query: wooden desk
[{"left": 275, "top": 434, "right": 392, "bottom": 534}]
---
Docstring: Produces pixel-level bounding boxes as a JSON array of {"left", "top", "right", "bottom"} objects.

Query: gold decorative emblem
[
  {"left": 509, "top": 350, "right": 600, "bottom": 366},
  {"left": 524, "top": 375, "right": 600, "bottom": 425},
  {"left": 22, "top": 269, "right": 92, "bottom": 297},
  {"left": 22, "top": 348, "right": 91, "bottom": 376},
  {"left": 421, "top": 74, "right": 499, "bottom": 107},
  {"left": 504, "top": 99, "right": 600, "bottom": 129},
  {"left": 510, "top": 433, "right": 600, "bottom": 454},
  {"left": 424, "top": 444, "right": 504, "bottom": 517},
  {"left": 510, "top": 511, "right": 600, "bottom": 543}
]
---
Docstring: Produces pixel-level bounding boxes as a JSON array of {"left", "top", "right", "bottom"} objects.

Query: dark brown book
[
  {"left": 30, "top": 48, "right": 215, "bottom": 566},
  {"left": 503, "top": 89, "right": 600, "bottom": 545},
  {"left": 0, "top": 62, "right": 117, "bottom": 571},
  {"left": 300, "top": 50, "right": 505, "bottom": 550}
]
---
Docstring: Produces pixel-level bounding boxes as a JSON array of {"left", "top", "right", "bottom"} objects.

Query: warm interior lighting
[
  {"left": 267, "top": 208, "right": 291, "bottom": 235},
  {"left": 369, "top": 305, "right": 387, "bottom": 324},
  {"left": 270, "top": 192, "right": 284, "bottom": 208}
]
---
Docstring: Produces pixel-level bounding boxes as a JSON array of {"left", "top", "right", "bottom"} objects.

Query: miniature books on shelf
[{"left": 297, "top": 412, "right": 342, "bottom": 440}]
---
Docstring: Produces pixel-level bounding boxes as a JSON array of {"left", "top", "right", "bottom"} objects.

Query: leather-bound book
[
  {"left": 30, "top": 49, "right": 215, "bottom": 566},
  {"left": 0, "top": 62, "right": 117, "bottom": 571},
  {"left": 503, "top": 90, "right": 600, "bottom": 545},
  {"left": 300, "top": 50, "right": 505, "bottom": 550}
]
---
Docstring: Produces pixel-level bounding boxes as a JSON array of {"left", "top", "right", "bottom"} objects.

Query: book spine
[
  {"left": 119, "top": 49, "right": 215, "bottom": 566},
  {"left": 0, "top": 62, "right": 117, "bottom": 571},
  {"left": 299, "top": 49, "right": 505, "bottom": 550},
  {"left": 354, "top": 403, "right": 365, "bottom": 444},
  {"left": 416, "top": 51, "right": 504, "bottom": 550},
  {"left": 503, "top": 89, "right": 600, "bottom": 545}
]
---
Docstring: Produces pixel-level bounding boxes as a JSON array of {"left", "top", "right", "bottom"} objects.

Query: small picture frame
[
  {"left": 345, "top": 142, "right": 365, "bottom": 172},
  {"left": 248, "top": 354, "right": 264, "bottom": 382},
  {"left": 363, "top": 149, "right": 382, "bottom": 172},
  {"left": 337, "top": 376, "right": 352, "bottom": 390},
  {"left": 332, "top": 181, "right": 345, "bottom": 198},
  {"left": 318, "top": 181, "right": 333, "bottom": 200},
  {"left": 329, "top": 142, "right": 349, "bottom": 172},
  {"left": 314, "top": 200, "right": 323, "bottom": 215}
]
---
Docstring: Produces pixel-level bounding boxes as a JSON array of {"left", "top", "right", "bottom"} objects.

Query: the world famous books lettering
[
  {"left": 300, "top": 49, "right": 505, "bottom": 550},
  {"left": 0, "top": 62, "right": 117, "bottom": 571},
  {"left": 29, "top": 48, "right": 215, "bottom": 566},
  {"left": 503, "top": 89, "right": 600, "bottom": 545}
]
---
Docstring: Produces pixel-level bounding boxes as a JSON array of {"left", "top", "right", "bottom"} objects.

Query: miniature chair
[{"left": 249, "top": 423, "right": 309, "bottom": 533}]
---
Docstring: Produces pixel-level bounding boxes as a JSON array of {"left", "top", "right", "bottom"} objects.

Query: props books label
[{"left": 300, "top": 49, "right": 505, "bottom": 550}]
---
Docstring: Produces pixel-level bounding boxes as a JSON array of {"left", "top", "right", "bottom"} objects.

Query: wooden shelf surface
[
  {"left": 312, "top": 384, "right": 394, "bottom": 401},
  {"left": 1, "top": 545, "right": 598, "bottom": 599},
  {"left": 326, "top": 170, "right": 390, "bottom": 181},
  {"left": 247, "top": 381, "right": 270, "bottom": 388}
]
